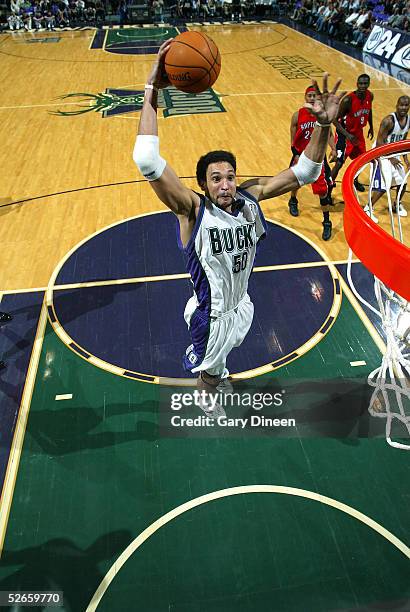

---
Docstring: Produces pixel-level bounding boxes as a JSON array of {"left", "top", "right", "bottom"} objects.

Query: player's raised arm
[
  {"left": 241, "top": 74, "right": 345, "bottom": 202},
  {"left": 133, "top": 40, "right": 200, "bottom": 217}
]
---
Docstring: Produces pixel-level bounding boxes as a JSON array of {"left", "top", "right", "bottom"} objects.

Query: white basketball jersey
[
  {"left": 183, "top": 188, "right": 267, "bottom": 315},
  {"left": 372, "top": 113, "right": 410, "bottom": 160},
  {"left": 386, "top": 112, "right": 410, "bottom": 143}
]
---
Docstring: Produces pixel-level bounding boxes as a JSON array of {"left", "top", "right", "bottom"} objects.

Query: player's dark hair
[
  {"left": 357, "top": 74, "right": 370, "bottom": 82},
  {"left": 196, "top": 150, "right": 236, "bottom": 187},
  {"left": 398, "top": 95, "right": 410, "bottom": 104}
]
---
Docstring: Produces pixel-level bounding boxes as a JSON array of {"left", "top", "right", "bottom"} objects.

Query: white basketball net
[{"left": 347, "top": 151, "right": 410, "bottom": 450}]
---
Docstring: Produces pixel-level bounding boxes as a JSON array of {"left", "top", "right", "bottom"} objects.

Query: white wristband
[
  {"left": 315, "top": 121, "right": 331, "bottom": 127},
  {"left": 291, "top": 151, "right": 322, "bottom": 186},
  {"left": 133, "top": 134, "right": 166, "bottom": 181},
  {"left": 145, "top": 83, "right": 158, "bottom": 92}
]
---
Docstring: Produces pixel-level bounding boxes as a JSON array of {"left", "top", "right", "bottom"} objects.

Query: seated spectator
[
  {"left": 189, "top": 0, "right": 197, "bottom": 16},
  {"left": 7, "top": 13, "right": 22, "bottom": 28},
  {"left": 384, "top": 0, "right": 395, "bottom": 14},
  {"left": 75, "top": 0, "right": 85, "bottom": 20},
  {"left": 299, "top": 0, "right": 313, "bottom": 22},
  {"left": 254, "top": 0, "right": 264, "bottom": 16},
  {"left": 217, "top": 0, "right": 226, "bottom": 17},
  {"left": 309, "top": 2, "right": 327, "bottom": 27},
  {"left": 315, "top": 1, "right": 333, "bottom": 31},
  {"left": 351, "top": 8, "right": 373, "bottom": 44},
  {"left": 291, "top": 0, "right": 303, "bottom": 20},
  {"left": 44, "top": 10, "right": 55, "bottom": 28},
  {"left": 222, "top": 0, "right": 232, "bottom": 17},
  {"left": 387, "top": 7, "right": 401, "bottom": 26},
  {"left": 237, "top": 0, "right": 244, "bottom": 15},
  {"left": 85, "top": 3, "right": 96, "bottom": 23},
  {"left": 118, "top": 0, "right": 127, "bottom": 23},
  {"left": 175, "top": 0, "right": 184, "bottom": 17},
  {"left": 152, "top": 0, "right": 164, "bottom": 21},
  {"left": 339, "top": 7, "right": 355, "bottom": 37},
  {"left": 62, "top": 5, "right": 71, "bottom": 25},
  {"left": 182, "top": 0, "right": 191, "bottom": 17},
  {"left": 208, "top": 0, "right": 216, "bottom": 16},
  {"left": 307, "top": 0, "right": 324, "bottom": 26},
  {"left": 68, "top": 0, "right": 77, "bottom": 23},
  {"left": 394, "top": 8, "right": 410, "bottom": 29},
  {"left": 328, "top": 5, "right": 345, "bottom": 35},
  {"left": 33, "top": 9, "right": 44, "bottom": 27},
  {"left": 198, "top": 0, "right": 210, "bottom": 17},
  {"left": 95, "top": 0, "right": 105, "bottom": 25},
  {"left": 22, "top": 9, "right": 33, "bottom": 30},
  {"left": 344, "top": 6, "right": 363, "bottom": 40}
]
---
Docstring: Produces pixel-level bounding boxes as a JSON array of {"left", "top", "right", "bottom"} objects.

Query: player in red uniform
[
  {"left": 288, "top": 86, "right": 337, "bottom": 240},
  {"left": 331, "top": 74, "right": 374, "bottom": 192}
]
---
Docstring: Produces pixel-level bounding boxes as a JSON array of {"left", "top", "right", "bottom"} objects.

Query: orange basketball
[{"left": 165, "top": 31, "right": 221, "bottom": 94}]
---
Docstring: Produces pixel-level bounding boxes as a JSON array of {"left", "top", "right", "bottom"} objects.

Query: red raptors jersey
[
  {"left": 292, "top": 107, "right": 316, "bottom": 154},
  {"left": 342, "top": 90, "right": 372, "bottom": 136}
]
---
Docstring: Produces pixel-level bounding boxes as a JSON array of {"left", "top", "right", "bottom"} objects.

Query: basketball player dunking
[
  {"left": 287, "top": 85, "right": 337, "bottom": 241},
  {"left": 331, "top": 74, "right": 374, "bottom": 192},
  {"left": 133, "top": 40, "right": 345, "bottom": 415},
  {"left": 365, "top": 95, "right": 410, "bottom": 223}
]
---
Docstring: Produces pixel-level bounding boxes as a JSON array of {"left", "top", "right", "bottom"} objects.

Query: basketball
[{"left": 165, "top": 31, "right": 221, "bottom": 94}]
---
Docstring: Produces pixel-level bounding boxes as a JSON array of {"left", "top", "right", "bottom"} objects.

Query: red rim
[{"left": 342, "top": 139, "right": 410, "bottom": 301}]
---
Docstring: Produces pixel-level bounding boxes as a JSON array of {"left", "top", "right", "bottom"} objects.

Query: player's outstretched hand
[
  {"left": 146, "top": 39, "right": 173, "bottom": 90},
  {"left": 304, "top": 73, "right": 346, "bottom": 126}
]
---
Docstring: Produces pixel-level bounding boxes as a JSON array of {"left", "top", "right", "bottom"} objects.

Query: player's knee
[
  {"left": 320, "top": 193, "right": 332, "bottom": 207},
  {"left": 292, "top": 152, "right": 322, "bottom": 186}
]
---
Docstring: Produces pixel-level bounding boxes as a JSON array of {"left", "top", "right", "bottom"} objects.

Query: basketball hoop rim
[{"left": 342, "top": 139, "right": 410, "bottom": 301}]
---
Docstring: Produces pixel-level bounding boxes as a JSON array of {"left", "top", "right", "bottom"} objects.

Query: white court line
[
  {"left": 0, "top": 299, "right": 48, "bottom": 555},
  {"left": 111, "top": 115, "right": 143, "bottom": 120},
  {"left": 85, "top": 485, "right": 410, "bottom": 611},
  {"left": 55, "top": 393, "right": 73, "bottom": 400},
  {"left": 0, "top": 87, "right": 404, "bottom": 112},
  {"left": 1, "top": 258, "right": 360, "bottom": 295},
  {"left": 0, "top": 101, "right": 93, "bottom": 111}
]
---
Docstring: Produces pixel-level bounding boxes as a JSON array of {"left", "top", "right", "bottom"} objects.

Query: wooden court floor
[{"left": 0, "top": 22, "right": 409, "bottom": 612}]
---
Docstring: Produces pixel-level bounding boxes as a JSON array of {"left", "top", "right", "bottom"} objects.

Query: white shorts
[
  {"left": 183, "top": 293, "right": 254, "bottom": 377},
  {"left": 372, "top": 156, "right": 407, "bottom": 192}
]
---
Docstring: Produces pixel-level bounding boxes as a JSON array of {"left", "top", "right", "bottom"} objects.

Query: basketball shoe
[
  {"left": 393, "top": 203, "right": 407, "bottom": 217},
  {"left": 288, "top": 195, "right": 299, "bottom": 217},
  {"left": 322, "top": 220, "right": 332, "bottom": 240}
]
